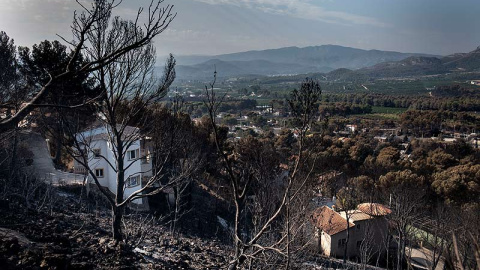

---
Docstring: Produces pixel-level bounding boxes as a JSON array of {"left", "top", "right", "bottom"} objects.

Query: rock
[
  {"left": 98, "top": 237, "right": 107, "bottom": 245},
  {"left": 40, "top": 259, "right": 48, "bottom": 268},
  {"left": 133, "top": 247, "right": 152, "bottom": 256}
]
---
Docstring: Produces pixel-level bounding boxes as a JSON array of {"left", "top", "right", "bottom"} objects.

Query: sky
[{"left": 1, "top": 0, "right": 479, "bottom": 57}]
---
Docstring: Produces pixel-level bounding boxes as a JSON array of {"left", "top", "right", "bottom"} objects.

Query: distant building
[
  {"left": 468, "top": 137, "right": 479, "bottom": 149},
  {"left": 310, "top": 203, "right": 391, "bottom": 259},
  {"left": 346, "top": 124, "right": 357, "bottom": 133},
  {"left": 374, "top": 136, "right": 388, "bottom": 142},
  {"left": 470, "top": 80, "right": 480, "bottom": 86}
]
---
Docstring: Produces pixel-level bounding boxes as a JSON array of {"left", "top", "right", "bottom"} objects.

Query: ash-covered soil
[{"left": 0, "top": 186, "right": 230, "bottom": 269}]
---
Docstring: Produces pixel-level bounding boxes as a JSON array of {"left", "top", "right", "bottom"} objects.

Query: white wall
[
  {"left": 82, "top": 127, "right": 145, "bottom": 205},
  {"left": 321, "top": 217, "right": 389, "bottom": 259}
]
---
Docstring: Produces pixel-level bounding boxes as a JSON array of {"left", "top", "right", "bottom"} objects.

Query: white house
[
  {"left": 74, "top": 125, "right": 153, "bottom": 205},
  {"left": 470, "top": 80, "right": 480, "bottom": 86}
]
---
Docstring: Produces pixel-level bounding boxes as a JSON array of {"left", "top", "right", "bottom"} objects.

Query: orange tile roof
[
  {"left": 357, "top": 203, "right": 391, "bottom": 216},
  {"left": 311, "top": 206, "right": 354, "bottom": 235},
  {"left": 339, "top": 210, "right": 374, "bottom": 222}
]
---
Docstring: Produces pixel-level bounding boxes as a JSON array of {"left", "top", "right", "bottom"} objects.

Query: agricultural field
[{"left": 371, "top": 106, "right": 408, "bottom": 114}]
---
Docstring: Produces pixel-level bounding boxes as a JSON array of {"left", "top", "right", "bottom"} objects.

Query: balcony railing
[
  {"left": 140, "top": 149, "right": 151, "bottom": 164},
  {"left": 74, "top": 166, "right": 88, "bottom": 175}
]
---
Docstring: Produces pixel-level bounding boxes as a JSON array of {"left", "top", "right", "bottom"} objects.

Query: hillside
[
  {"left": 355, "top": 56, "right": 445, "bottom": 78},
  {"left": 172, "top": 45, "right": 480, "bottom": 82},
  {"left": 443, "top": 46, "right": 480, "bottom": 70},
  {"left": 325, "top": 46, "right": 480, "bottom": 80},
  {"left": 173, "top": 45, "right": 436, "bottom": 80},
  {"left": 176, "top": 59, "right": 328, "bottom": 80},
  {"left": 0, "top": 185, "right": 231, "bottom": 269}
]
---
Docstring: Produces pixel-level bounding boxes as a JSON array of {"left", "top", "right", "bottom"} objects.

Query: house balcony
[
  {"left": 74, "top": 166, "right": 88, "bottom": 175},
  {"left": 140, "top": 150, "right": 153, "bottom": 178}
]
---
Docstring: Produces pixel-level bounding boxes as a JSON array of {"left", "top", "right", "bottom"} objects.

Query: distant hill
[
  {"left": 443, "top": 46, "right": 480, "bottom": 71},
  {"left": 173, "top": 45, "right": 437, "bottom": 80},
  {"left": 326, "top": 46, "right": 480, "bottom": 80},
  {"left": 356, "top": 56, "right": 445, "bottom": 78},
  {"left": 175, "top": 59, "right": 329, "bottom": 80}
]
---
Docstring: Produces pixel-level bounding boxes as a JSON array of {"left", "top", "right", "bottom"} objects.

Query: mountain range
[
  {"left": 326, "top": 46, "right": 480, "bottom": 81},
  {"left": 173, "top": 45, "right": 438, "bottom": 80},
  {"left": 169, "top": 45, "right": 480, "bottom": 81}
]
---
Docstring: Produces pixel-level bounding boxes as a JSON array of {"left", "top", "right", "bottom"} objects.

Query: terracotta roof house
[
  {"left": 357, "top": 203, "right": 392, "bottom": 217},
  {"left": 310, "top": 203, "right": 391, "bottom": 259}
]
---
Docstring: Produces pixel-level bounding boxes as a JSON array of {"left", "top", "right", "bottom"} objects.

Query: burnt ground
[
  {"left": 0, "top": 185, "right": 231, "bottom": 269},
  {"left": 0, "top": 181, "right": 370, "bottom": 270}
]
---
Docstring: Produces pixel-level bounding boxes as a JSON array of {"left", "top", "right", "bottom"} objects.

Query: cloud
[{"left": 191, "top": 0, "right": 389, "bottom": 27}]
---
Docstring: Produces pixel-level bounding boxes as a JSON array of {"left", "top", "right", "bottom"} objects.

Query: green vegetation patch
[
  {"left": 371, "top": 106, "right": 408, "bottom": 114},
  {"left": 355, "top": 113, "right": 401, "bottom": 120}
]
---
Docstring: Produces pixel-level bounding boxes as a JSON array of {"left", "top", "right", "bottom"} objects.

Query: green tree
[
  {"left": 18, "top": 40, "right": 96, "bottom": 167},
  {"left": 432, "top": 164, "right": 480, "bottom": 206},
  {"left": 0, "top": 31, "right": 25, "bottom": 179},
  {"left": 222, "top": 116, "right": 238, "bottom": 126},
  {"left": 0, "top": 31, "right": 18, "bottom": 103},
  {"left": 379, "top": 170, "right": 426, "bottom": 270},
  {"left": 0, "top": 0, "right": 176, "bottom": 134},
  {"left": 426, "top": 148, "right": 457, "bottom": 171},
  {"left": 375, "top": 146, "right": 400, "bottom": 174}
]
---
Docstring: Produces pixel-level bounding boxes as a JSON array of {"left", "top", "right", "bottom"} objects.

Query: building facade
[
  {"left": 74, "top": 125, "right": 153, "bottom": 205},
  {"left": 311, "top": 203, "right": 391, "bottom": 259}
]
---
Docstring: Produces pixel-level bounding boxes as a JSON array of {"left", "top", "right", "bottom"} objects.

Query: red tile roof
[
  {"left": 357, "top": 203, "right": 391, "bottom": 216},
  {"left": 311, "top": 206, "right": 354, "bottom": 235},
  {"left": 340, "top": 210, "right": 374, "bottom": 222}
]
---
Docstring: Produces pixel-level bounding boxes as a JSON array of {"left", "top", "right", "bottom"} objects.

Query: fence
[{"left": 43, "top": 171, "right": 87, "bottom": 186}]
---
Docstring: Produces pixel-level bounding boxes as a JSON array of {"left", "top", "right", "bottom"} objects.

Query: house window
[
  {"left": 338, "top": 238, "right": 346, "bottom": 248},
  {"left": 95, "top": 168, "right": 104, "bottom": 178},
  {"left": 128, "top": 149, "right": 139, "bottom": 160},
  {"left": 93, "top": 149, "right": 101, "bottom": 159},
  {"left": 127, "top": 175, "right": 140, "bottom": 187}
]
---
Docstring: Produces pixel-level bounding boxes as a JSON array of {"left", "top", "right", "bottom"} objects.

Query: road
[{"left": 407, "top": 246, "right": 445, "bottom": 270}]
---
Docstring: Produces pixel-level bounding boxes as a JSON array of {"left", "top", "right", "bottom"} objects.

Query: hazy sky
[{"left": 1, "top": 0, "right": 479, "bottom": 57}]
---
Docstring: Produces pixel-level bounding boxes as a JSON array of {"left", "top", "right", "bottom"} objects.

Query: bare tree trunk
[
  {"left": 286, "top": 194, "right": 291, "bottom": 270},
  {"left": 397, "top": 231, "right": 404, "bottom": 270},
  {"left": 171, "top": 187, "right": 179, "bottom": 235},
  {"left": 112, "top": 205, "right": 124, "bottom": 241},
  {"left": 471, "top": 233, "right": 480, "bottom": 270},
  {"left": 9, "top": 128, "right": 18, "bottom": 180},
  {"left": 113, "top": 134, "right": 125, "bottom": 241},
  {"left": 230, "top": 195, "right": 243, "bottom": 270},
  {"left": 452, "top": 232, "right": 465, "bottom": 270},
  {"left": 53, "top": 119, "right": 63, "bottom": 167},
  {"left": 344, "top": 216, "right": 350, "bottom": 263},
  {"left": 318, "top": 228, "right": 322, "bottom": 254}
]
